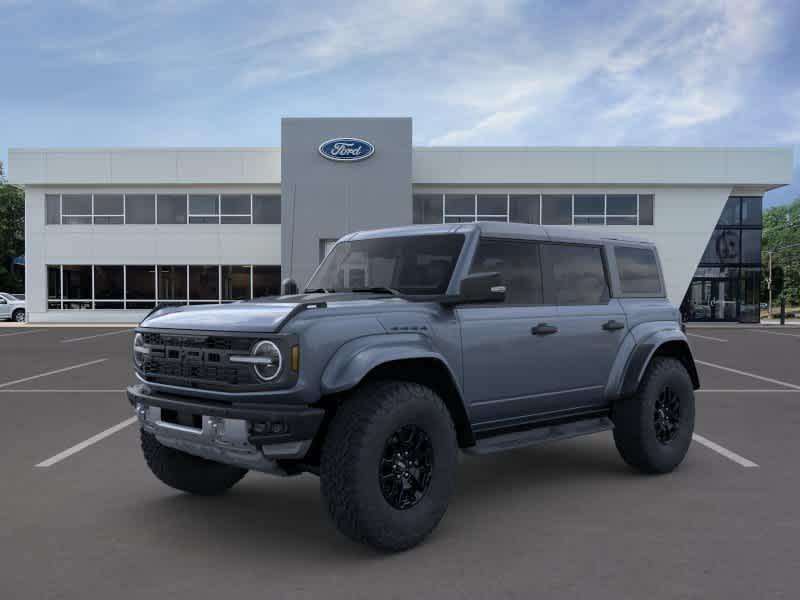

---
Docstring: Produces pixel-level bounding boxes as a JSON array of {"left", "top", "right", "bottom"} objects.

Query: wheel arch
[
  {"left": 620, "top": 333, "right": 700, "bottom": 398},
  {"left": 319, "top": 336, "right": 474, "bottom": 448}
]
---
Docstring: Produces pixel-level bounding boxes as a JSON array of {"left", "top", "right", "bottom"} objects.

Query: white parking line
[
  {"left": 752, "top": 329, "right": 800, "bottom": 338},
  {"left": 692, "top": 433, "right": 759, "bottom": 468},
  {"left": 35, "top": 417, "right": 137, "bottom": 467},
  {"left": 0, "top": 389, "right": 126, "bottom": 393},
  {"left": 0, "top": 359, "right": 107, "bottom": 389},
  {"left": 60, "top": 329, "right": 134, "bottom": 343},
  {"left": 687, "top": 333, "right": 728, "bottom": 342},
  {"left": 695, "top": 359, "right": 800, "bottom": 391},
  {"left": 0, "top": 329, "right": 47, "bottom": 338}
]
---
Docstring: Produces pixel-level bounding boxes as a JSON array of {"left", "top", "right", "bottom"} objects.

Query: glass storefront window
[
  {"left": 739, "top": 267, "right": 760, "bottom": 323},
  {"left": 741, "top": 197, "right": 762, "bottom": 226},
  {"left": 717, "top": 197, "right": 740, "bottom": 226}
]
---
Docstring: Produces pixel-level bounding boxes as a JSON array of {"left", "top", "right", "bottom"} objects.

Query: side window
[
  {"left": 469, "top": 238, "right": 542, "bottom": 304},
  {"left": 541, "top": 244, "right": 609, "bottom": 305},
  {"left": 615, "top": 246, "right": 663, "bottom": 295}
]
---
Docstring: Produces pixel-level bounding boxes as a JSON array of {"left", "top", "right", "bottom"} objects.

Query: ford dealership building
[{"left": 8, "top": 117, "right": 793, "bottom": 323}]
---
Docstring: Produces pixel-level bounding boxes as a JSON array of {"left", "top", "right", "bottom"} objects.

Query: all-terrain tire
[
  {"left": 12, "top": 309, "right": 25, "bottom": 323},
  {"left": 612, "top": 357, "right": 695, "bottom": 474},
  {"left": 140, "top": 429, "right": 247, "bottom": 495},
  {"left": 320, "top": 381, "right": 458, "bottom": 552}
]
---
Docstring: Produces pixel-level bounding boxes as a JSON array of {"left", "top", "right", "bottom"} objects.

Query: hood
[
  {"left": 140, "top": 302, "right": 301, "bottom": 333},
  {"left": 139, "top": 293, "right": 411, "bottom": 333}
]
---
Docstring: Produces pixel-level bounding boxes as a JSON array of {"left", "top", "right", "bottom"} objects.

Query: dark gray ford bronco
[{"left": 128, "top": 222, "right": 699, "bottom": 551}]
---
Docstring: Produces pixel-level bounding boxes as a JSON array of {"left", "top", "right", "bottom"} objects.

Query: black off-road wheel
[
  {"left": 140, "top": 430, "right": 247, "bottom": 495},
  {"left": 612, "top": 357, "right": 695, "bottom": 474},
  {"left": 320, "top": 381, "right": 458, "bottom": 552}
]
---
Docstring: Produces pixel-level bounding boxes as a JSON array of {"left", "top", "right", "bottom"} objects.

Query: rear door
[{"left": 540, "top": 243, "right": 627, "bottom": 408}]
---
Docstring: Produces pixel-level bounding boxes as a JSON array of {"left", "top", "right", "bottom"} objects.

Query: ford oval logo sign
[{"left": 318, "top": 138, "right": 375, "bottom": 162}]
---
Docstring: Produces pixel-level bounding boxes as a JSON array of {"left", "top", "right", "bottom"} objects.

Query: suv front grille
[{"left": 140, "top": 332, "right": 258, "bottom": 391}]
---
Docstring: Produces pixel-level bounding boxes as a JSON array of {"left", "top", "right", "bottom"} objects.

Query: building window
[
  {"left": 541, "top": 195, "right": 572, "bottom": 225},
  {"left": 189, "top": 265, "right": 220, "bottom": 303},
  {"left": 62, "top": 194, "right": 92, "bottom": 224},
  {"left": 683, "top": 196, "right": 762, "bottom": 323},
  {"left": 222, "top": 265, "right": 251, "bottom": 301},
  {"left": 573, "top": 194, "right": 605, "bottom": 225},
  {"left": 188, "top": 194, "right": 219, "bottom": 224},
  {"left": 43, "top": 192, "right": 280, "bottom": 225},
  {"left": 157, "top": 194, "right": 188, "bottom": 224},
  {"left": 509, "top": 195, "right": 540, "bottom": 224},
  {"left": 93, "top": 194, "right": 124, "bottom": 224},
  {"left": 47, "top": 264, "right": 281, "bottom": 310},
  {"left": 126, "top": 194, "right": 156, "bottom": 224},
  {"left": 319, "top": 239, "right": 338, "bottom": 264},
  {"left": 45, "top": 194, "right": 61, "bottom": 225},
  {"left": 413, "top": 194, "right": 443, "bottom": 224}
]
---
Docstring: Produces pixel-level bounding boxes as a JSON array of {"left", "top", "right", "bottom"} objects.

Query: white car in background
[{"left": 0, "top": 293, "right": 26, "bottom": 322}]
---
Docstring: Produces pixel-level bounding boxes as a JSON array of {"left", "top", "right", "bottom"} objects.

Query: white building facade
[{"left": 8, "top": 118, "right": 793, "bottom": 324}]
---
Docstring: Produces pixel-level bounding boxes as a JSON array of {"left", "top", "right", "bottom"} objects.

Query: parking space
[{"left": 1, "top": 325, "right": 799, "bottom": 598}]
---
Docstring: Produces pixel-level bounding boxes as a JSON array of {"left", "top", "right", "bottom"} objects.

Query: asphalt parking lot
[{"left": 1, "top": 324, "right": 799, "bottom": 599}]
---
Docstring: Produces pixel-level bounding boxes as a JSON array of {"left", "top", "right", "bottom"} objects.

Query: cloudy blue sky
[{"left": 1, "top": 0, "right": 798, "bottom": 206}]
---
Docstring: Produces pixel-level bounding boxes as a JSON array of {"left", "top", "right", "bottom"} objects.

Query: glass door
[{"left": 685, "top": 276, "right": 739, "bottom": 321}]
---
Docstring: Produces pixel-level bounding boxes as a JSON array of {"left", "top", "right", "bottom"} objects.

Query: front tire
[
  {"left": 320, "top": 381, "right": 458, "bottom": 552},
  {"left": 140, "top": 430, "right": 247, "bottom": 495},
  {"left": 12, "top": 309, "right": 25, "bottom": 323},
  {"left": 613, "top": 357, "right": 695, "bottom": 474}
]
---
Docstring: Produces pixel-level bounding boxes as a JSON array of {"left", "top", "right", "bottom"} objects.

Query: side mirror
[
  {"left": 456, "top": 271, "right": 506, "bottom": 304},
  {"left": 281, "top": 278, "right": 299, "bottom": 296}
]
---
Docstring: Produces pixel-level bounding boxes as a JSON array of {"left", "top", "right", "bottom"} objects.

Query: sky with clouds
[{"left": 1, "top": 0, "right": 798, "bottom": 206}]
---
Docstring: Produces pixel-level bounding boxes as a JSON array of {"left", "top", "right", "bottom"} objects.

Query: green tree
[
  {"left": 0, "top": 161, "right": 25, "bottom": 293},
  {"left": 762, "top": 196, "right": 800, "bottom": 306}
]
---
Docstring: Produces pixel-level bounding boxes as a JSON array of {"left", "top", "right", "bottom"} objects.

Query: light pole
[{"left": 763, "top": 241, "right": 800, "bottom": 319}]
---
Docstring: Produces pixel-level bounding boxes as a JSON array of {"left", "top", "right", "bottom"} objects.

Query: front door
[
  {"left": 0, "top": 296, "right": 10, "bottom": 319},
  {"left": 687, "top": 277, "right": 738, "bottom": 321}
]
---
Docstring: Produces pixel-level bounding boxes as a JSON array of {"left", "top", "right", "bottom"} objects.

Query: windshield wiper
[
  {"left": 350, "top": 287, "right": 402, "bottom": 296},
  {"left": 304, "top": 288, "right": 335, "bottom": 294}
]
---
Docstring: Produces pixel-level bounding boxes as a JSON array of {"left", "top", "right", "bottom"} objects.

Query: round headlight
[
  {"left": 252, "top": 340, "right": 282, "bottom": 381},
  {"left": 133, "top": 333, "right": 146, "bottom": 368}
]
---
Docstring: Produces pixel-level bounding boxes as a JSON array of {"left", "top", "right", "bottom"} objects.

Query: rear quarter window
[
  {"left": 541, "top": 243, "right": 610, "bottom": 305},
  {"left": 615, "top": 246, "right": 663, "bottom": 295}
]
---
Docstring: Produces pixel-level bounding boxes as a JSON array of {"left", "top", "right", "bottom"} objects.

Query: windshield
[{"left": 307, "top": 234, "right": 465, "bottom": 295}]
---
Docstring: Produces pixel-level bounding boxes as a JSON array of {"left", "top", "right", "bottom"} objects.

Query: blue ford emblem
[{"left": 318, "top": 138, "right": 375, "bottom": 162}]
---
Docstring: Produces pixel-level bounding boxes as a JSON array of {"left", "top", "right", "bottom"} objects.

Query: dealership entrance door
[{"left": 685, "top": 277, "right": 738, "bottom": 321}]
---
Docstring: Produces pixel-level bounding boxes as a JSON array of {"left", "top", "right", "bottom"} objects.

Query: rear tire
[
  {"left": 140, "top": 429, "right": 247, "bottom": 495},
  {"left": 612, "top": 357, "right": 695, "bottom": 474},
  {"left": 320, "top": 381, "right": 458, "bottom": 552},
  {"left": 12, "top": 309, "right": 25, "bottom": 323}
]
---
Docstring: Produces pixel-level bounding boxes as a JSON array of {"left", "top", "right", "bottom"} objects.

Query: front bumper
[{"left": 127, "top": 383, "right": 325, "bottom": 474}]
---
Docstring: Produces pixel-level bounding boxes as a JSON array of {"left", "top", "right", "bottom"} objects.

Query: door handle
[
  {"left": 602, "top": 319, "right": 625, "bottom": 331},
  {"left": 531, "top": 323, "right": 558, "bottom": 335}
]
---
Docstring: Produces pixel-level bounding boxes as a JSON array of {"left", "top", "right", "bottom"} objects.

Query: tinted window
[
  {"left": 606, "top": 195, "right": 636, "bottom": 215},
  {"left": 445, "top": 194, "right": 474, "bottom": 216},
  {"left": 741, "top": 197, "right": 762, "bottom": 226},
  {"left": 62, "top": 265, "right": 92, "bottom": 299},
  {"left": 509, "top": 194, "right": 539, "bottom": 224},
  {"left": 189, "top": 194, "right": 219, "bottom": 223},
  {"left": 702, "top": 229, "right": 740, "bottom": 263},
  {"left": 222, "top": 265, "right": 251, "bottom": 300},
  {"left": 477, "top": 194, "right": 507, "bottom": 216},
  {"left": 125, "top": 194, "right": 155, "bottom": 224},
  {"left": 62, "top": 194, "right": 92, "bottom": 224},
  {"left": 541, "top": 244, "right": 609, "bottom": 305},
  {"left": 413, "top": 194, "right": 443, "bottom": 224},
  {"left": 469, "top": 239, "right": 542, "bottom": 304},
  {"left": 126, "top": 266, "right": 155, "bottom": 300},
  {"left": 253, "top": 265, "right": 281, "bottom": 297},
  {"left": 157, "top": 194, "right": 187, "bottom": 224},
  {"left": 46, "top": 194, "right": 60, "bottom": 224},
  {"left": 573, "top": 194, "right": 604, "bottom": 215},
  {"left": 717, "top": 197, "right": 740, "bottom": 226},
  {"left": 638, "top": 194, "right": 654, "bottom": 225},
  {"left": 94, "top": 194, "right": 124, "bottom": 224},
  {"left": 94, "top": 266, "right": 124, "bottom": 299},
  {"left": 307, "top": 234, "right": 464, "bottom": 295},
  {"left": 740, "top": 229, "right": 761, "bottom": 263},
  {"left": 158, "top": 266, "right": 187, "bottom": 302},
  {"left": 253, "top": 195, "right": 281, "bottom": 224},
  {"left": 189, "top": 265, "right": 219, "bottom": 301},
  {"left": 615, "top": 247, "right": 662, "bottom": 295},
  {"left": 541, "top": 195, "right": 571, "bottom": 225},
  {"left": 47, "top": 266, "right": 61, "bottom": 299},
  {"left": 221, "top": 194, "right": 250, "bottom": 224}
]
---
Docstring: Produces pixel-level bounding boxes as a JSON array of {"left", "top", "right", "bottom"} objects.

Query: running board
[{"left": 465, "top": 416, "right": 613, "bottom": 455}]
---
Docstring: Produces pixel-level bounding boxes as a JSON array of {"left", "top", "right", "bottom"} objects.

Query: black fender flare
[{"left": 619, "top": 332, "right": 700, "bottom": 398}]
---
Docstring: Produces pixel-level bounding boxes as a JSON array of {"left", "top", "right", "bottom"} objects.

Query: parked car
[
  {"left": 760, "top": 302, "right": 769, "bottom": 310},
  {"left": 128, "top": 222, "right": 699, "bottom": 551},
  {"left": 0, "top": 293, "right": 26, "bottom": 322}
]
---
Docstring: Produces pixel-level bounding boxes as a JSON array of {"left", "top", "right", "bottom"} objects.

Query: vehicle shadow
[{"left": 132, "top": 435, "right": 637, "bottom": 561}]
